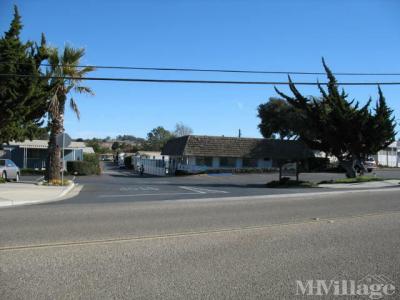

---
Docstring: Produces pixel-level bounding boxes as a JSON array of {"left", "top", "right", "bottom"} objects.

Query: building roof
[
  {"left": 6, "top": 140, "right": 88, "bottom": 150},
  {"left": 82, "top": 147, "right": 95, "bottom": 154},
  {"left": 134, "top": 151, "right": 163, "bottom": 157},
  {"left": 161, "top": 135, "right": 313, "bottom": 160}
]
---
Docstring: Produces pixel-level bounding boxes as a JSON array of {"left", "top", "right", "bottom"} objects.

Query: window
[
  {"left": 220, "top": 157, "right": 236, "bottom": 168},
  {"left": 6, "top": 160, "right": 16, "bottom": 167},
  {"left": 243, "top": 158, "right": 258, "bottom": 168},
  {"left": 195, "top": 157, "right": 213, "bottom": 167},
  {"left": 28, "top": 149, "right": 41, "bottom": 159}
]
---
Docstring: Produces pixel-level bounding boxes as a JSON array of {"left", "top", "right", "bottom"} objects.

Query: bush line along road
[{"left": 1, "top": 163, "right": 400, "bottom": 298}]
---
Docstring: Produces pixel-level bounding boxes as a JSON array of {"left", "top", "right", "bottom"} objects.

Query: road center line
[{"left": 1, "top": 210, "right": 399, "bottom": 252}]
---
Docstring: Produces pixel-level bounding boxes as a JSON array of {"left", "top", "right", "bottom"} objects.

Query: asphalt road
[
  {"left": 1, "top": 164, "right": 400, "bottom": 299},
  {"left": 50, "top": 162, "right": 400, "bottom": 204}
]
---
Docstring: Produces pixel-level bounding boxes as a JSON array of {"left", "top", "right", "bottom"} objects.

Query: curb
[
  {"left": 160, "top": 186, "right": 400, "bottom": 204},
  {"left": 0, "top": 182, "right": 78, "bottom": 209},
  {"left": 58, "top": 182, "right": 75, "bottom": 199}
]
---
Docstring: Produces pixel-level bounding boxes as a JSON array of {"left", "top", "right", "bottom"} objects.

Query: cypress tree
[
  {"left": 0, "top": 5, "right": 49, "bottom": 144},
  {"left": 274, "top": 59, "right": 396, "bottom": 178}
]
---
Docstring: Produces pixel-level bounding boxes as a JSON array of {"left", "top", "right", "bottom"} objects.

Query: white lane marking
[
  {"left": 179, "top": 186, "right": 228, "bottom": 194},
  {"left": 99, "top": 192, "right": 200, "bottom": 198},
  {"left": 120, "top": 186, "right": 159, "bottom": 192},
  {"left": 178, "top": 186, "right": 206, "bottom": 194},
  {"left": 100, "top": 186, "right": 228, "bottom": 198}
]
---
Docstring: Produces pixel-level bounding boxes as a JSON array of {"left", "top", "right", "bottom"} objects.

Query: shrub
[
  {"left": 305, "top": 157, "right": 330, "bottom": 171},
  {"left": 67, "top": 154, "right": 101, "bottom": 175},
  {"left": 124, "top": 156, "right": 133, "bottom": 169},
  {"left": 319, "top": 176, "right": 384, "bottom": 184},
  {"left": 0, "top": 177, "right": 6, "bottom": 184},
  {"left": 83, "top": 153, "right": 100, "bottom": 165}
]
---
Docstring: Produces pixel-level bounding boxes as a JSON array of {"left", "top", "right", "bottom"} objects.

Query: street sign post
[{"left": 56, "top": 132, "right": 72, "bottom": 185}]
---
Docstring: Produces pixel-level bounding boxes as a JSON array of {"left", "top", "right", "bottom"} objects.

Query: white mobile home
[{"left": 162, "top": 135, "right": 313, "bottom": 174}]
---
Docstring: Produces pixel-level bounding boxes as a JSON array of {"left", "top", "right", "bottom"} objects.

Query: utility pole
[{"left": 238, "top": 129, "right": 242, "bottom": 138}]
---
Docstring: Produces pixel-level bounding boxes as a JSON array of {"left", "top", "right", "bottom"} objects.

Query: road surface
[{"left": 1, "top": 164, "right": 399, "bottom": 299}]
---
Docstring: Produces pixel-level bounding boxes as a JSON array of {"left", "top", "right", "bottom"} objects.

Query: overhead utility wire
[
  {"left": 1, "top": 73, "right": 400, "bottom": 85},
  {"left": 1, "top": 62, "right": 400, "bottom": 76}
]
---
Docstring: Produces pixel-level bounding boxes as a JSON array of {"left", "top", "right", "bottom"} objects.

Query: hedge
[
  {"left": 305, "top": 157, "right": 330, "bottom": 172},
  {"left": 124, "top": 156, "right": 133, "bottom": 169},
  {"left": 67, "top": 153, "right": 101, "bottom": 175}
]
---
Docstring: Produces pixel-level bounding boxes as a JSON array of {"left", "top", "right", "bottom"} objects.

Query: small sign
[{"left": 55, "top": 133, "right": 72, "bottom": 148}]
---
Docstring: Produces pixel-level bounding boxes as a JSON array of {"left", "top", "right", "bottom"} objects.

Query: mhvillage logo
[{"left": 296, "top": 274, "right": 396, "bottom": 299}]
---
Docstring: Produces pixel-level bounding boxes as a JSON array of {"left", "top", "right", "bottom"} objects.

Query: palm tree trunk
[{"left": 46, "top": 117, "right": 62, "bottom": 181}]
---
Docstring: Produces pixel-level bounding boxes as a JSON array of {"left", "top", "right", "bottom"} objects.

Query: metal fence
[{"left": 131, "top": 157, "right": 169, "bottom": 176}]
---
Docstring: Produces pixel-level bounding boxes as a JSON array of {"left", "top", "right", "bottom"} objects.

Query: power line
[
  {"left": 1, "top": 61, "right": 400, "bottom": 76},
  {"left": 1, "top": 73, "right": 400, "bottom": 85}
]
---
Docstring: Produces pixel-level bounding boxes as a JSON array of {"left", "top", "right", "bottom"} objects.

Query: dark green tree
[
  {"left": 144, "top": 126, "right": 175, "bottom": 151},
  {"left": 275, "top": 59, "right": 396, "bottom": 178},
  {"left": 111, "top": 141, "right": 121, "bottom": 151},
  {"left": 257, "top": 97, "right": 304, "bottom": 140},
  {"left": 0, "top": 6, "right": 49, "bottom": 144}
]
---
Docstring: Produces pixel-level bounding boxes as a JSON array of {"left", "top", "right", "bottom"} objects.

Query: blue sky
[{"left": 1, "top": 0, "right": 399, "bottom": 139}]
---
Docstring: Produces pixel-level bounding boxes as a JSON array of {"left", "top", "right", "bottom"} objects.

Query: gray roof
[
  {"left": 161, "top": 135, "right": 313, "bottom": 160},
  {"left": 6, "top": 140, "right": 88, "bottom": 150}
]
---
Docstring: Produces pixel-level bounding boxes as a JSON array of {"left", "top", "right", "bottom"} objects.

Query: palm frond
[
  {"left": 62, "top": 45, "right": 86, "bottom": 76},
  {"left": 74, "top": 86, "right": 95, "bottom": 95},
  {"left": 69, "top": 97, "right": 80, "bottom": 120},
  {"left": 46, "top": 44, "right": 94, "bottom": 121},
  {"left": 76, "top": 66, "right": 96, "bottom": 77},
  {"left": 47, "top": 47, "right": 60, "bottom": 72}
]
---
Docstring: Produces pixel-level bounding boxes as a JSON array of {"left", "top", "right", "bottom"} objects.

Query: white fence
[{"left": 131, "top": 157, "right": 169, "bottom": 176}]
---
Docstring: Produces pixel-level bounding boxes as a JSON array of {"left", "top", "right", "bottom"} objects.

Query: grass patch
[
  {"left": 0, "top": 177, "right": 6, "bottom": 184},
  {"left": 38, "top": 179, "right": 72, "bottom": 186},
  {"left": 319, "top": 176, "right": 384, "bottom": 184},
  {"left": 266, "top": 178, "right": 316, "bottom": 188}
]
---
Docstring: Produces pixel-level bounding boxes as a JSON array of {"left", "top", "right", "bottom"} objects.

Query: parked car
[
  {"left": 364, "top": 157, "right": 377, "bottom": 172},
  {"left": 355, "top": 157, "right": 377, "bottom": 173},
  {"left": 0, "top": 159, "right": 20, "bottom": 181}
]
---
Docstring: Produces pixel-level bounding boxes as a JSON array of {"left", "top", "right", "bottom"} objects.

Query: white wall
[
  {"left": 376, "top": 153, "right": 398, "bottom": 167},
  {"left": 375, "top": 142, "right": 399, "bottom": 167}
]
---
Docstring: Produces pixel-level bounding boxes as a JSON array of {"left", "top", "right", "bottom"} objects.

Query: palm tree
[{"left": 45, "top": 45, "right": 95, "bottom": 181}]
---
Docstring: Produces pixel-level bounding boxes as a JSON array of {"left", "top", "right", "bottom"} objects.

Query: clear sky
[{"left": 1, "top": 0, "right": 399, "bottom": 139}]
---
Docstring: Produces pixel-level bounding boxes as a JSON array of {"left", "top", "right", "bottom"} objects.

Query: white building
[
  {"left": 374, "top": 141, "right": 400, "bottom": 167},
  {"left": 161, "top": 135, "right": 313, "bottom": 175}
]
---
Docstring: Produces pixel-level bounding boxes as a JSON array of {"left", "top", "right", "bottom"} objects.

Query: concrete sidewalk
[
  {"left": 0, "top": 183, "right": 76, "bottom": 208},
  {"left": 318, "top": 179, "right": 400, "bottom": 189}
]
